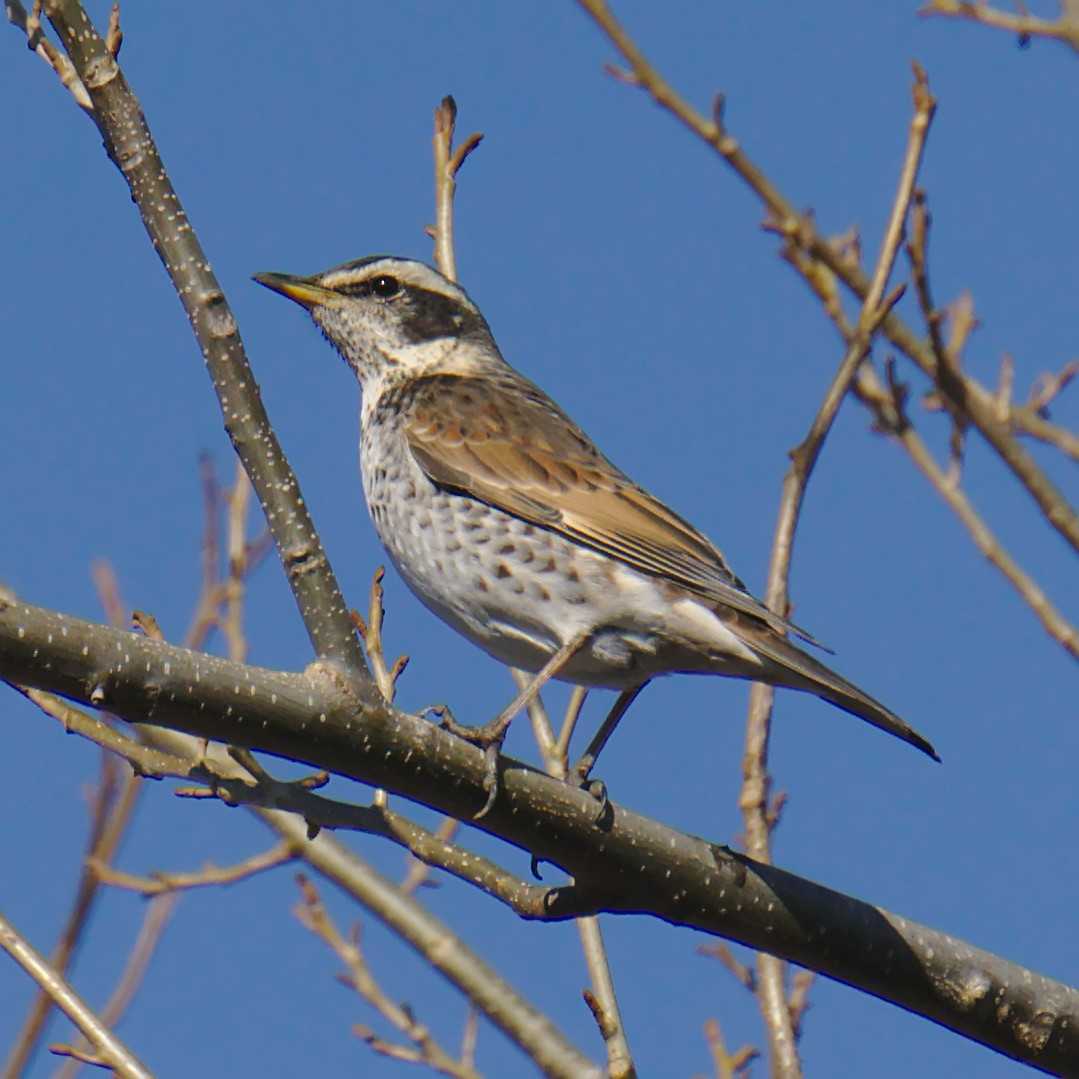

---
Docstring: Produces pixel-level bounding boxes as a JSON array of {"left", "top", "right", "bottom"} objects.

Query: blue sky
[{"left": 2, "top": 2, "right": 1077, "bottom": 1076}]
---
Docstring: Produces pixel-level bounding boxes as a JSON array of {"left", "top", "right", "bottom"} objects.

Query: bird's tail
[{"left": 734, "top": 617, "right": 940, "bottom": 761}]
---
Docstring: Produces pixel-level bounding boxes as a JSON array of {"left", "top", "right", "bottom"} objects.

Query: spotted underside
[{"left": 386, "top": 371, "right": 821, "bottom": 646}]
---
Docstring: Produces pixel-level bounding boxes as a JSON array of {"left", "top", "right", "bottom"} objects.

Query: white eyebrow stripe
[{"left": 319, "top": 258, "right": 474, "bottom": 308}]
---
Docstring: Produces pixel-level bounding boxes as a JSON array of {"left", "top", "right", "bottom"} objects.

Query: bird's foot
[
  {"left": 572, "top": 752, "right": 611, "bottom": 824},
  {"left": 428, "top": 705, "right": 512, "bottom": 819},
  {"left": 582, "top": 777, "right": 611, "bottom": 825}
]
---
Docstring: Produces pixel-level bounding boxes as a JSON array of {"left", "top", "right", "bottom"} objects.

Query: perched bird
[{"left": 255, "top": 256, "right": 937, "bottom": 809}]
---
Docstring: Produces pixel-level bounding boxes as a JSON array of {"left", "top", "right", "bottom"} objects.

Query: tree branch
[
  {"left": 295, "top": 874, "right": 481, "bottom": 1079},
  {"left": 0, "top": 909, "right": 152, "bottom": 1079},
  {"left": 34, "top": 0, "right": 368, "bottom": 675},
  {"left": 735, "top": 59, "right": 935, "bottom": 1079},
  {"left": 3, "top": 595, "right": 1078, "bottom": 1071},
  {"left": 574, "top": 0, "right": 1079, "bottom": 557},
  {"left": 920, "top": 0, "right": 1079, "bottom": 54}
]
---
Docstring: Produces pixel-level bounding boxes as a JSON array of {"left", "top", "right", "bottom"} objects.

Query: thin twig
[
  {"left": 295, "top": 875, "right": 481, "bottom": 1079},
  {"left": 513, "top": 667, "right": 560, "bottom": 771},
  {"left": 54, "top": 893, "right": 178, "bottom": 1079},
  {"left": 104, "top": 1, "right": 121, "bottom": 58},
  {"left": 920, "top": 0, "right": 1079, "bottom": 54},
  {"left": 509, "top": 672, "right": 636, "bottom": 1078},
  {"left": 1011, "top": 404, "right": 1079, "bottom": 461},
  {"left": 702, "top": 1018, "right": 758, "bottom": 1079},
  {"left": 354, "top": 567, "right": 408, "bottom": 704},
  {"left": 0, "top": 909, "right": 152, "bottom": 1079},
  {"left": 221, "top": 459, "right": 252, "bottom": 664},
  {"left": 576, "top": 917, "right": 637, "bottom": 1079},
  {"left": 699, "top": 942, "right": 756, "bottom": 993},
  {"left": 5, "top": 0, "right": 93, "bottom": 110},
  {"left": 90, "top": 842, "right": 295, "bottom": 896},
  {"left": 29, "top": 648, "right": 594, "bottom": 1076},
  {"left": 575, "top": 0, "right": 1079, "bottom": 557},
  {"left": 430, "top": 95, "right": 483, "bottom": 281},
  {"left": 735, "top": 58, "right": 935, "bottom": 1079},
  {"left": 1027, "top": 358, "right": 1079, "bottom": 414},
  {"left": 787, "top": 971, "right": 815, "bottom": 1040},
  {"left": 19, "top": 683, "right": 553, "bottom": 911},
  {"left": 856, "top": 368, "right": 1079, "bottom": 659},
  {"left": 3, "top": 568, "right": 147, "bottom": 1078},
  {"left": 1011, "top": 359, "right": 1079, "bottom": 461}
]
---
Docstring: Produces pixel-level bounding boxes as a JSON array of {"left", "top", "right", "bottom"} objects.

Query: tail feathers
[{"left": 739, "top": 620, "right": 940, "bottom": 762}]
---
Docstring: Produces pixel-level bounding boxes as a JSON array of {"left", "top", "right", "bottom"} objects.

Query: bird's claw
[
  {"left": 582, "top": 777, "right": 611, "bottom": 825},
  {"left": 473, "top": 741, "right": 503, "bottom": 819},
  {"left": 425, "top": 706, "right": 507, "bottom": 818},
  {"left": 420, "top": 703, "right": 452, "bottom": 726}
]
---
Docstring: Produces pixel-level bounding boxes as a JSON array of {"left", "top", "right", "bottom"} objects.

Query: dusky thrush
[{"left": 255, "top": 256, "right": 937, "bottom": 812}]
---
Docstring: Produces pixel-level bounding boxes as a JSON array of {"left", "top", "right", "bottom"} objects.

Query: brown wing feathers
[{"left": 400, "top": 374, "right": 822, "bottom": 646}]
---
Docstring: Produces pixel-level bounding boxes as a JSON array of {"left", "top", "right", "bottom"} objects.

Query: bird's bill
[{"left": 252, "top": 271, "right": 338, "bottom": 309}]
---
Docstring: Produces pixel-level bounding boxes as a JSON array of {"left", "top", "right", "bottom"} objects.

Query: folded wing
[{"left": 399, "top": 372, "right": 822, "bottom": 646}]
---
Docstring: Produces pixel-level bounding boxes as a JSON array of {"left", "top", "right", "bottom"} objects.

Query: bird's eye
[{"left": 370, "top": 275, "right": 401, "bottom": 299}]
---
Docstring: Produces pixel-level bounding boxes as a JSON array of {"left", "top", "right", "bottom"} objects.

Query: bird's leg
[
  {"left": 440, "top": 629, "right": 592, "bottom": 818},
  {"left": 572, "top": 681, "right": 649, "bottom": 804}
]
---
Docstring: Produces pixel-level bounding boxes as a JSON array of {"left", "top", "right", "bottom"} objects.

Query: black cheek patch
[{"left": 399, "top": 288, "right": 485, "bottom": 342}]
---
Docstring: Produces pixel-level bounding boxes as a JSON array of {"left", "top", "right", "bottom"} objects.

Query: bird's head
[{"left": 253, "top": 255, "right": 499, "bottom": 389}]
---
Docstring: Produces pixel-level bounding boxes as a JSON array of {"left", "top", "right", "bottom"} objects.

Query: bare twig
[
  {"left": 1011, "top": 403, "right": 1079, "bottom": 461},
  {"left": 577, "top": 917, "right": 636, "bottom": 1079},
  {"left": 1027, "top": 359, "right": 1079, "bottom": 414},
  {"left": 3, "top": 758, "right": 140, "bottom": 1076},
  {"left": 54, "top": 893, "right": 178, "bottom": 1079},
  {"left": 220, "top": 459, "right": 253, "bottom": 664},
  {"left": 920, "top": 0, "right": 1079, "bottom": 54},
  {"left": 5, "top": 0, "right": 92, "bottom": 109},
  {"left": 575, "top": 0, "right": 1079, "bottom": 557},
  {"left": 353, "top": 567, "right": 408, "bottom": 704},
  {"left": 19, "top": 682, "right": 555, "bottom": 914},
  {"left": 856, "top": 369, "right": 1079, "bottom": 659},
  {"left": 788, "top": 971, "right": 815, "bottom": 1040},
  {"left": 735, "top": 59, "right": 936, "bottom": 1079},
  {"left": 32, "top": 669, "right": 596, "bottom": 1078},
  {"left": 295, "top": 875, "right": 481, "bottom": 1079},
  {"left": 0, "top": 909, "right": 152, "bottom": 1079},
  {"left": 699, "top": 942, "right": 756, "bottom": 993},
  {"left": 104, "top": 1, "right": 121, "bottom": 57},
  {"left": 511, "top": 673, "right": 636, "bottom": 1078},
  {"left": 574, "top": 0, "right": 1079, "bottom": 663},
  {"left": 430, "top": 95, "right": 483, "bottom": 281},
  {"left": 702, "top": 1018, "right": 758, "bottom": 1079},
  {"left": 3, "top": 568, "right": 147, "bottom": 1078},
  {"left": 90, "top": 842, "right": 295, "bottom": 896},
  {"left": 1012, "top": 359, "right": 1079, "bottom": 460}
]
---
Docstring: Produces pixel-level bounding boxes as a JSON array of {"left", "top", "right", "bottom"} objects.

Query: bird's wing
[{"left": 398, "top": 372, "right": 822, "bottom": 645}]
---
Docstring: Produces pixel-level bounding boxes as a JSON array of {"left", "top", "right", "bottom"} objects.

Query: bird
[{"left": 254, "top": 255, "right": 938, "bottom": 812}]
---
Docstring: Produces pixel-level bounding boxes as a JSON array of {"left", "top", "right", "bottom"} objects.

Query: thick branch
[
  {"left": 37, "top": 0, "right": 367, "bottom": 674},
  {"left": 2, "top": 596, "right": 1078, "bottom": 1072}
]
